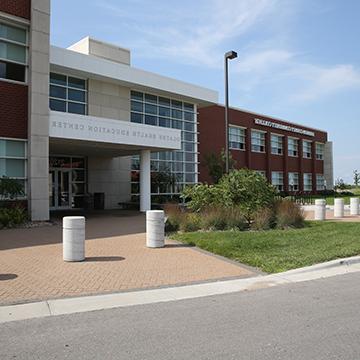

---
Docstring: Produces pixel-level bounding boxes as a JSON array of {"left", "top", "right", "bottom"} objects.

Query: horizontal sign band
[{"left": 254, "top": 118, "right": 315, "bottom": 137}]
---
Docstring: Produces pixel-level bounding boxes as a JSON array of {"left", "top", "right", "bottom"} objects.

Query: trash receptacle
[{"left": 94, "top": 192, "right": 105, "bottom": 210}]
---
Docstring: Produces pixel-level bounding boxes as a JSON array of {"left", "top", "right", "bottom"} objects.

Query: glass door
[{"left": 49, "top": 169, "right": 72, "bottom": 209}]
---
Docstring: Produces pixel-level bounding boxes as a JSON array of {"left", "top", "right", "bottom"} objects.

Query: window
[
  {"left": 288, "top": 172, "right": 299, "bottom": 192},
  {"left": 272, "top": 172, "right": 284, "bottom": 191},
  {"left": 303, "top": 140, "right": 312, "bottom": 159},
  {"left": 288, "top": 138, "right": 298, "bottom": 157},
  {"left": 229, "top": 126, "right": 245, "bottom": 150},
  {"left": 316, "top": 143, "right": 324, "bottom": 160},
  {"left": 0, "top": 139, "right": 27, "bottom": 197},
  {"left": 271, "top": 134, "right": 283, "bottom": 155},
  {"left": 251, "top": 130, "right": 265, "bottom": 153},
  {"left": 49, "top": 73, "right": 87, "bottom": 115},
  {"left": 0, "top": 22, "right": 27, "bottom": 83},
  {"left": 304, "top": 173, "right": 312, "bottom": 192},
  {"left": 316, "top": 174, "right": 325, "bottom": 191},
  {"left": 130, "top": 90, "right": 197, "bottom": 197}
]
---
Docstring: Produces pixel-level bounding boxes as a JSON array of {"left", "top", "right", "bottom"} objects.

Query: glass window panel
[
  {"left": 172, "top": 162, "right": 183, "bottom": 172},
  {"left": 131, "top": 100, "right": 143, "bottom": 112},
  {"left": 131, "top": 112, "right": 143, "bottom": 123},
  {"left": 183, "top": 132, "right": 195, "bottom": 142},
  {"left": 68, "top": 102, "right": 85, "bottom": 115},
  {"left": 49, "top": 156, "right": 71, "bottom": 168},
  {"left": 50, "top": 72, "right": 67, "bottom": 86},
  {"left": 159, "top": 97, "right": 170, "bottom": 106},
  {"left": 172, "top": 120, "right": 182, "bottom": 129},
  {"left": 68, "top": 77, "right": 86, "bottom": 89},
  {"left": 0, "top": 41, "right": 26, "bottom": 63},
  {"left": 72, "top": 170, "right": 85, "bottom": 182},
  {"left": 145, "top": 103, "right": 157, "bottom": 115},
  {"left": 131, "top": 182, "right": 140, "bottom": 194},
  {"left": 72, "top": 183, "right": 85, "bottom": 195},
  {"left": 0, "top": 60, "right": 25, "bottom": 82},
  {"left": 184, "top": 103, "right": 194, "bottom": 112},
  {"left": 145, "top": 115, "right": 157, "bottom": 126},
  {"left": 3, "top": 159, "right": 25, "bottom": 177},
  {"left": 173, "top": 152, "right": 183, "bottom": 161},
  {"left": 185, "top": 163, "right": 195, "bottom": 172},
  {"left": 185, "top": 173, "right": 195, "bottom": 183},
  {"left": 185, "top": 153, "right": 195, "bottom": 162},
  {"left": 151, "top": 152, "right": 158, "bottom": 160},
  {"left": 0, "top": 24, "right": 26, "bottom": 44},
  {"left": 50, "top": 85, "right": 66, "bottom": 99},
  {"left": 71, "top": 158, "right": 85, "bottom": 168},
  {"left": 184, "top": 111, "right": 194, "bottom": 121},
  {"left": 159, "top": 106, "right": 170, "bottom": 117},
  {"left": 184, "top": 142, "right": 194, "bottom": 152},
  {"left": 159, "top": 152, "right": 172, "bottom": 161},
  {"left": 6, "top": 140, "right": 25, "bottom": 157},
  {"left": 172, "top": 109, "right": 183, "bottom": 119},
  {"left": 159, "top": 117, "right": 171, "bottom": 128},
  {"left": 68, "top": 89, "right": 86, "bottom": 102},
  {"left": 184, "top": 122, "right": 194, "bottom": 132},
  {"left": 131, "top": 91, "right": 143, "bottom": 101},
  {"left": 50, "top": 99, "right": 66, "bottom": 112},
  {"left": 171, "top": 100, "right": 182, "bottom": 109},
  {"left": 175, "top": 173, "right": 184, "bottom": 182},
  {"left": 145, "top": 93, "right": 157, "bottom": 104}
]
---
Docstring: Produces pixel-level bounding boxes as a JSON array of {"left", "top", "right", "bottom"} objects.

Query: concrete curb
[{"left": 1, "top": 255, "right": 360, "bottom": 324}]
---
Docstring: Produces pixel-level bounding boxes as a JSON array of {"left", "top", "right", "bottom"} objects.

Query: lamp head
[{"left": 225, "top": 50, "right": 238, "bottom": 60}]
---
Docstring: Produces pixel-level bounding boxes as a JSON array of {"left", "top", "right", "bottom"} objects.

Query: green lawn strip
[{"left": 172, "top": 222, "right": 360, "bottom": 273}]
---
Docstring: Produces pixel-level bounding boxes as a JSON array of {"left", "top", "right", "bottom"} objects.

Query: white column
[
  {"left": 334, "top": 198, "right": 344, "bottom": 218},
  {"left": 314, "top": 199, "right": 326, "bottom": 221},
  {"left": 350, "top": 197, "right": 359, "bottom": 215},
  {"left": 140, "top": 150, "right": 151, "bottom": 212}
]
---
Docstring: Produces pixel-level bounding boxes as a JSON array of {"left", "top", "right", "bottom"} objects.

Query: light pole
[{"left": 224, "top": 50, "right": 238, "bottom": 174}]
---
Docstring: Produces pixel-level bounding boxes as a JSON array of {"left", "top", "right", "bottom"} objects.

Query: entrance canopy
[{"left": 49, "top": 111, "right": 181, "bottom": 155}]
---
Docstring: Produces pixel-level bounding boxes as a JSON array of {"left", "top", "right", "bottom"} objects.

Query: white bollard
[
  {"left": 350, "top": 197, "right": 360, "bottom": 216},
  {"left": 146, "top": 210, "right": 165, "bottom": 248},
  {"left": 63, "top": 216, "right": 85, "bottom": 262},
  {"left": 334, "top": 198, "right": 344, "bottom": 218},
  {"left": 314, "top": 199, "right": 326, "bottom": 221}
]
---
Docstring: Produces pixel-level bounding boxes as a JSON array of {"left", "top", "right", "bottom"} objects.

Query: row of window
[
  {"left": 229, "top": 127, "right": 325, "bottom": 160},
  {"left": 269, "top": 171, "right": 325, "bottom": 192},
  {"left": 0, "top": 22, "right": 28, "bottom": 83}
]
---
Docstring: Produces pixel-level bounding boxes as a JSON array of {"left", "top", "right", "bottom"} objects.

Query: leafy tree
[
  {"left": 335, "top": 178, "right": 346, "bottom": 191},
  {"left": 354, "top": 170, "right": 360, "bottom": 188},
  {"left": 0, "top": 177, "right": 24, "bottom": 200},
  {"left": 204, "top": 149, "right": 236, "bottom": 184}
]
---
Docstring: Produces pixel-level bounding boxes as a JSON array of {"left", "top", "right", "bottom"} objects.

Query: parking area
[{"left": 0, "top": 212, "right": 253, "bottom": 305}]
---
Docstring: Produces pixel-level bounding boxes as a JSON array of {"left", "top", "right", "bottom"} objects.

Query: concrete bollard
[
  {"left": 350, "top": 197, "right": 360, "bottom": 216},
  {"left": 63, "top": 216, "right": 85, "bottom": 262},
  {"left": 334, "top": 198, "right": 344, "bottom": 218},
  {"left": 314, "top": 199, "right": 326, "bottom": 221},
  {"left": 146, "top": 210, "right": 165, "bottom": 248}
]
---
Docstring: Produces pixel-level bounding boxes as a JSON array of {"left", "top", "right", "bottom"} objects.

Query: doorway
[{"left": 49, "top": 169, "right": 71, "bottom": 209}]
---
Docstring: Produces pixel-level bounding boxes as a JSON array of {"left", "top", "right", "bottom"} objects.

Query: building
[
  {"left": 0, "top": 0, "right": 217, "bottom": 221},
  {"left": 0, "top": 1, "right": 332, "bottom": 222},
  {"left": 198, "top": 105, "right": 333, "bottom": 193}
]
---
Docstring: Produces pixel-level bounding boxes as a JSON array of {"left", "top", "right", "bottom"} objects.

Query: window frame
[
  {"left": 229, "top": 125, "right": 246, "bottom": 151},
  {"left": 316, "top": 174, "right": 325, "bottom": 191},
  {"left": 303, "top": 173, "right": 313, "bottom": 192},
  {"left": 288, "top": 137, "right": 299, "bottom": 157},
  {"left": 303, "top": 140, "right": 312, "bottom": 159},
  {"left": 288, "top": 172, "right": 299, "bottom": 192},
  {"left": 271, "top": 171, "right": 284, "bottom": 191},
  {"left": 271, "top": 133, "right": 283, "bottom": 155},
  {"left": 316, "top": 142, "right": 325, "bottom": 160},
  {"left": 251, "top": 130, "right": 266, "bottom": 153}
]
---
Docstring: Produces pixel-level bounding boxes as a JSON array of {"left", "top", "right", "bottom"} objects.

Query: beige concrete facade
[{"left": 28, "top": 0, "right": 51, "bottom": 221}]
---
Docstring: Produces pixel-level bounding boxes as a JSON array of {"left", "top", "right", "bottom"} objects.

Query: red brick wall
[
  {"left": 0, "top": 82, "right": 28, "bottom": 139},
  {"left": 0, "top": 0, "right": 31, "bottom": 19},
  {"left": 198, "top": 105, "right": 328, "bottom": 194}
]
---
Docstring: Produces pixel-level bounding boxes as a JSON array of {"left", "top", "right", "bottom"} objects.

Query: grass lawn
[{"left": 172, "top": 221, "right": 360, "bottom": 273}]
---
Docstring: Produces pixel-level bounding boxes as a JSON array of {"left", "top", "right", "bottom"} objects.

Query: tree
[
  {"left": 204, "top": 149, "right": 236, "bottom": 184},
  {"left": 335, "top": 178, "right": 346, "bottom": 191},
  {"left": 354, "top": 170, "right": 360, "bottom": 188}
]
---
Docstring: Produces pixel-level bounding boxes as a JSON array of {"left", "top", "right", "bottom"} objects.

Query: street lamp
[{"left": 224, "top": 50, "right": 238, "bottom": 173}]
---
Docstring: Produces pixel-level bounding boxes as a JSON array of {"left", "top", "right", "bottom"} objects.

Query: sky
[{"left": 50, "top": 0, "right": 360, "bottom": 184}]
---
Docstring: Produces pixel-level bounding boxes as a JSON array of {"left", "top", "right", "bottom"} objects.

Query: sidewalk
[{"left": 1, "top": 255, "right": 360, "bottom": 324}]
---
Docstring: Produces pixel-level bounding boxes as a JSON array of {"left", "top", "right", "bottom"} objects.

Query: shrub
[
  {"left": 0, "top": 177, "right": 24, "bottom": 200},
  {"left": 179, "top": 213, "right": 202, "bottom": 232},
  {"left": 219, "top": 169, "right": 276, "bottom": 224},
  {"left": 164, "top": 203, "right": 183, "bottom": 233},
  {"left": 275, "top": 199, "right": 304, "bottom": 229},
  {"left": 202, "top": 207, "right": 247, "bottom": 231},
  {"left": 252, "top": 207, "right": 275, "bottom": 231},
  {"left": 181, "top": 184, "right": 226, "bottom": 212},
  {"left": 0, "top": 206, "right": 28, "bottom": 229}
]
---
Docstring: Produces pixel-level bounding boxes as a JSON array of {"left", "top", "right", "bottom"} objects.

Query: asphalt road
[{"left": 1, "top": 272, "right": 360, "bottom": 360}]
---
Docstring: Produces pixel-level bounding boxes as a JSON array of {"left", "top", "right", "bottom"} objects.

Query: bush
[
  {"left": 179, "top": 213, "right": 202, "bottom": 232},
  {"left": 0, "top": 177, "right": 24, "bottom": 200},
  {"left": 164, "top": 203, "right": 183, "bottom": 233},
  {"left": 0, "top": 206, "right": 28, "bottom": 229},
  {"left": 252, "top": 207, "right": 274, "bottom": 231},
  {"left": 275, "top": 199, "right": 304, "bottom": 229},
  {"left": 202, "top": 207, "right": 247, "bottom": 231}
]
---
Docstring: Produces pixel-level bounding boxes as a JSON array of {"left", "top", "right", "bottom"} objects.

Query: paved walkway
[
  {"left": 0, "top": 212, "right": 252, "bottom": 305},
  {"left": 304, "top": 209, "right": 360, "bottom": 222}
]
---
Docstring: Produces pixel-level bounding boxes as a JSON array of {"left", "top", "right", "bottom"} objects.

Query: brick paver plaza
[{"left": 0, "top": 212, "right": 252, "bottom": 305}]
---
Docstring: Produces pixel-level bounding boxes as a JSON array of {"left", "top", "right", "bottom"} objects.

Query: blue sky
[{"left": 51, "top": 0, "right": 360, "bottom": 184}]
